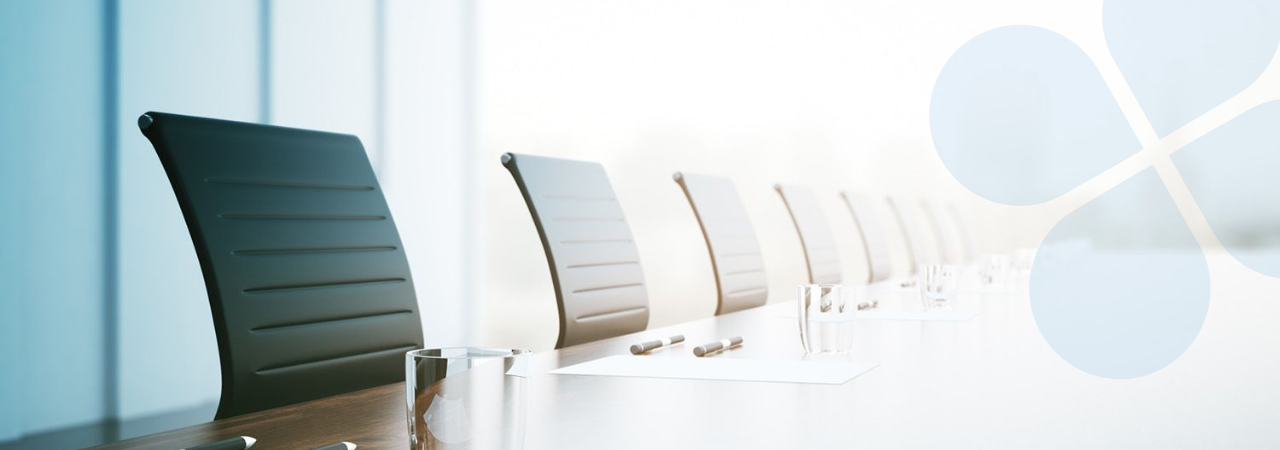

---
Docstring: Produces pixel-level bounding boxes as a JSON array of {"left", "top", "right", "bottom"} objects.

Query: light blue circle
[
  {"left": 1031, "top": 168, "right": 1209, "bottom": 379},
  {"left": 1104, "top": 0, "right": 1280, "bottom": 137},
  {"left": 930, "top": 26, "right": 1140, "bottom": 206},
  {"left": 1173, "top": 99, "right": 1280, "bottom": 278}
]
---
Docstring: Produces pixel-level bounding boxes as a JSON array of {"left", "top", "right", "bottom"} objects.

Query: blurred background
[{"left": 3, "top": 0, "right": 1272, "bottom": 449}]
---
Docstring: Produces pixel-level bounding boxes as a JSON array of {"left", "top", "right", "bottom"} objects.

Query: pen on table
[
  {"left": 307, "top": 442, "right": 356, "bottom": 450},
  {"left": 630, "top": 334, "right": 685, "bottom": 354},
  {"left": 693, "top": 336, "right": 743, "bottom": 357},
  {"left": 180, "top": 436, "right": 256, "bottom": 450}
]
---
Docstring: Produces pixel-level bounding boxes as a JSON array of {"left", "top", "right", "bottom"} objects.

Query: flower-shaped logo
[{"left": 930, "top": 0, "right": 1280, "bottom": 378}]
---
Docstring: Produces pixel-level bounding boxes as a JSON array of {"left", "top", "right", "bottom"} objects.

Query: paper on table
[
  {"left": 856, "top": 310, "right": 978, "bottom": 322},
  {"left": 774, "top": 302, "right": 978, "bottom": 322},
  {"left": 549, "top": 355, "right": 877, "bottom": 385},
  {"left": 970, "top": 288, "right": 1023, "bottom": 296}
]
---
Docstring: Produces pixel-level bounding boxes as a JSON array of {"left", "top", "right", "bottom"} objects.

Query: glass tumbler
[
  {"left": 920, "top": 264, "right": 960, "bottom": 310},
  {"left": 979, "top": 254, "right": 1011, "bottom": 290},
  {"left": 406, "top": 348, "right": 531, "bottom": 450},
  {"left": 1013, "top": 248, "right": 1036, "bottom": 272},
  {"left": 798, "top": 284, "right": 855, "bottom": 354}
]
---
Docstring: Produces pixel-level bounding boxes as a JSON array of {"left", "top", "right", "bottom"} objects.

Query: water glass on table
[
  {"left": 920, "top": 264, "right": 959, "bottom": 311},
  {"left": 1013, "top": 248, "right": 1036, "bottom": 272},
  {"left": 406, "top": 348, "right": 531, "bottom": 450},
  {"left": 979, "top": 254, "right": 1011, "bottom": 290},
  {"left": 797, "top": 284, "right": 856, "bottom": 354}
]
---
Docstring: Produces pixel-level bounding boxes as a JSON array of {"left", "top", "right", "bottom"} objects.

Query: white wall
[
  {"left": 473, "top": 0, "right": 1159, "bottom": 349},
  {"left": 270, "top": 0, "right": 380, "bottom": 163},
  {"left": 380, "top": 0, "right": 480, "bottom": 348}
]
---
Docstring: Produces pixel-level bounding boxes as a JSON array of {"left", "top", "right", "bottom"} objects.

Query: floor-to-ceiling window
[{"left": 0, "top": 2, "right": 477, "bottom": 448}]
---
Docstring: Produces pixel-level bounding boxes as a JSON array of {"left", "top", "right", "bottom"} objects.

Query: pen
[
  {"left": 181, "top": 436, "right": 256, "bottom": 450},
  {"left": 306, "top": 443, "right": 356, "bottom": 450},
  {"left": 693, "top": 336, "right": 743, "bottom": 357},
  {"left": 630, "top": 334, "right": 685, "bottom": 354}
]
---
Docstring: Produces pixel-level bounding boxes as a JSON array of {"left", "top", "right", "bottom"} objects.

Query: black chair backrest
[
  {"left": 501, "top": 153, "right": 650, "bottom": 348},
  {"left": 138, "top": 112, "right": 423, "bottom": 418}
]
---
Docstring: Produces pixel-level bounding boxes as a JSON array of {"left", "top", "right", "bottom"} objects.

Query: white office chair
[
  {"left": 944, "top": 201, "right": 978, "bottom": 263},
  {"left": 674, "top": 172, "right": 769, "bottom": 315},
  {"left": 774, "top": 184, "right": 842, "bottom": 285},
  {"left": 887, "top": 196, "right": 941, "bottom": 274},
  {"left": 840, "top": 192, "right": 894, "bottom": 284},
  {"left": 923, "top": 199, "right": 964, "bottom": 265}
]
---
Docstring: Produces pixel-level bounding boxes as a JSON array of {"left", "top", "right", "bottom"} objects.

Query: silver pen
[
  {"left": 630, "top": 334, "right": 685, "bottom": 354},
  {"left": 693, "top": 336, "right": 743, "bottom": 357},
  {"left": 306, "top": 443, "right": 356, "bottom": 450},
  {"left": 181, "top": 436, "right": 257, "bottom": 450}
]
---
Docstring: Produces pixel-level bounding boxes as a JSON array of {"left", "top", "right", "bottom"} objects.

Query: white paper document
[
  {"left": 967, "top": 288, "right": 1023, "bottom": 296},
  {"left": 855, "top": 310, "right": 978, "bottom": 322},
  {"left": 775, "top": 304, "right": 978, "bottom": 322},
  {"left": 549, "top": 356, "right": 878, "bottom": 385}
]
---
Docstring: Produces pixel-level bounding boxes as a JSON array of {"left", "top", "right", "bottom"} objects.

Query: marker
[
  {"left": 630, "top": 334, "right": 685, "bottom": 354},
  {"left": 693, "top": 336, "right": 743, "bottom": 357},
  {"left": 181, "top": 436, "right": 256, "bottom": 450},
  {"left": 306, "top": 443, "right": 356, "bottom": 450}
]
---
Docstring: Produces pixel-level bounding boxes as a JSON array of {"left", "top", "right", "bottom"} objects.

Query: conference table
[{"left": 84, "top": 269, "right": 1280, "bottom": 449}]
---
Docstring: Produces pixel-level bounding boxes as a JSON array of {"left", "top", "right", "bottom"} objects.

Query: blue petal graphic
[
  {"left": 930, "top": 26, "right": 1140, "bottom": 206},
  {"left": 1104, "top": 0, "right": 1280, "bottom": 137},
  {"left": 1031, "top": 168, "right": 1209, "bottom": 379},
  {"left": 1173, "top": 99, "right": 1280, "bottom": 277}
]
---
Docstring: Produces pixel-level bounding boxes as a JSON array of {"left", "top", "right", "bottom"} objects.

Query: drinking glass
[
  {"left": 920, "top": 264, "right": 959, "bottom": 310},
  {"left": 797, "top": 284, "right": 855, "bottom": 354},
  {"left": 979, "top": 254, "right": 1011, "bottom": 290},
  {"left": 1013, "top": 248, "right": 1036, "bottom": 272},
  {"left": 406, "top": 348, "right": 531, "bottom": 450}
]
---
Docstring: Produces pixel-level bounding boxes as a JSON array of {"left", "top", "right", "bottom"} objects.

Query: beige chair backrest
[
  {"left": 888, "top": 196, "right": 940, "bottom": 273},
  {"left": 775, "top": 184, "right": 842, "bottom": 285},
  {"left": 944, "top": 201, "right": 978, "bottom": 263},
  {"left": 924, "top": 199, "right": 975, "bottom": 264},
  {"left": 502, "top": 153, "right": 649, "bottom": 348},
  {"left": 674, "top": 172, "right": 769, "bottom": 315},
  {"left": 840, "top": 192, "right": 894, "bottom": 283}
]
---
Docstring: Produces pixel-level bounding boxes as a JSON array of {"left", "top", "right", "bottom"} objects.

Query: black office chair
[{"left": 138, "top": 112, "right": 423, "bottom": 418}]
